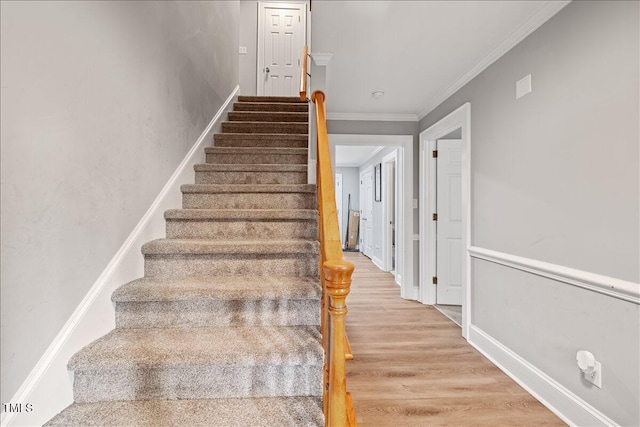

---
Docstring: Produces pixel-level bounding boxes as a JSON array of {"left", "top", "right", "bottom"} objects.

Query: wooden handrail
[
  {"left": 300, "top": 44, "right": 356, "bottom": 425},
  {"left": 311, "top": 88, "right": 357, "bottom": 427},
  {"left": 300, "top": 45, "right": 308, "bottom": 101}
]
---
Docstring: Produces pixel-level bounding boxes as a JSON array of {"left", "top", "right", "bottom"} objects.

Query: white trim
[
  {"left": 469, "top": 246, "right": 640, "bottom": 304},
  {"left": 468, "top": 325, "right": 618, "bottom": 427},
  {"left": 419, "top": 103, "right": 471, "bottom": 337},
  {"left": 382, "top": 150, "right": 398, "bottom": 274},
  {"left": 1, "top": 86, "right": 239, "bottom": 427},
  {"left": 416, "top": 1, "right": 571, "bottom": 120},
  {"left": 332, "top": 133, "right": 416, "bottom": 300},
  {"left": 327, "top": 112, "right": 418, "bottom": 122},
  {"left": 372, "top": 255, "right": 385, "bottom": 271},
  {"left": 257, "top": 2, "right": 308, "bottom": 96},
  {"left": 358, "top": 166, "right": 374, "bottom": 259},
  {"left": 310, "top": 52, "right": 333, "bottom": 66}
]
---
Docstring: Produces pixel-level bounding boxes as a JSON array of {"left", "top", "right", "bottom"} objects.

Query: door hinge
[
  {"left": 432, "top": 213, "right": 438, "bottom": 221},
  {"left": 432, "top": 276, "right": 438, "bottom": 285},
  {"left": 432, "top": 150, "right": 438, "bottom": 158}
]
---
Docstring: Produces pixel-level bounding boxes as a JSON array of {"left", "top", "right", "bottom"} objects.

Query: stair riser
[
  {"left": 166, "top": 220, "right": 317, "bottom": 239},
  {"left": 215, "top": 139, "right": 308, "bottom": 148},
  {"left": 238, "top": 96, "right": 306, "bottom": 103},
  {"left": 214, "top": 135, "right": 308, "bottom": 148},
  {"left": 233, "top": 102, "right": 308, "bottom": 112},
  {"left": 115, "top": 300, "right": 321, "bottom": 328},
  {"left": 182, "top": 193, "right": 316, "bottom": 210},
  {"left": 228, "top": 112, "right": 308, "bottom": 122},
  {"left": 206, "top": 152, "right": 307, "bottom": 165},
  {"left": 222, "top": 122, "right": 308, "bottom": 134},
  {"left": 73, "top": 364, "right": 323, "bottom": 402},
  {"left": 144, "top": 254, "right": 319, "bottom": 277},
  {"left": 195, "top": 170, "right": 307, "bottom": 185}
]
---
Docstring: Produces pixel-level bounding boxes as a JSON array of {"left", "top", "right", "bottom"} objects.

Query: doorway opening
[
  {"left": 419, "top": 103, "right": 471, "bottom": 337},
  {"left": 331, "top": 134, "right": 415, "bottom": 300}
]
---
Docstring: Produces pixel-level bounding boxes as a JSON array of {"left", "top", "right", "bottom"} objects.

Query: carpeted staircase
[{"left": 46, "top": 96, "right": 324, "bottom": 426}]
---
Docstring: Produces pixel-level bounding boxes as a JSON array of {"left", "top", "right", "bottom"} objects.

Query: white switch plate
[
  {"left": 239, "top": 46, "right": 247, "bottom": 55},
  {"left": 516, "top": 74, "right": 532, "bottom": 99}
]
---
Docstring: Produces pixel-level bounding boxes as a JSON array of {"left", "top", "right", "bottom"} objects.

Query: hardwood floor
[{"left": 343, "top": 252, "right": 565, "bottom": 426}]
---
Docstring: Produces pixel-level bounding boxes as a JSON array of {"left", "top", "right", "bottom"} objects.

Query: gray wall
[
  {"left": 239, "top": 0, "right": 258, "bottom": 95},
  {"left": 419, "top": 1, "right": 639, "bottom": 424},
  {"left": 0, "top": 0, "right": 239, "bottom": 403},
  {"left": 335, "top": 167, "right": 360, "bottom": 247}
]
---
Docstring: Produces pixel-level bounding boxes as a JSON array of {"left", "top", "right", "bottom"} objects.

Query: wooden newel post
[{"left": 324, "top": 259, "right": 354, "bottom": 427}]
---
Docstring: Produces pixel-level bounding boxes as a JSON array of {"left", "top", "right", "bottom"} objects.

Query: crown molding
[
  {"left": 310, "top": 52, "right": 334, "bottom": 66},
  {"left": 327, "top": 112, "right": 418, "bottom": 122},
  {"left": 417, "top": 0, "right": 572, "bottom": 120}
]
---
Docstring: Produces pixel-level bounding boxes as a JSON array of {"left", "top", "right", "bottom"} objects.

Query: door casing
[
  {"left": 419, "top": 103, "right": 471, "bottom": 338},
  {"left": 330, "top": 134, "right": 415, "bottom": 300},
  {"left": 257, "top": 2, "right": 307, "bottom": 96}
]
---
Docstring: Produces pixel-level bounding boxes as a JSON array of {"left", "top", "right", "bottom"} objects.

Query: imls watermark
[{"left": 2, "top": 402, "right": 33, "bottom": 413}]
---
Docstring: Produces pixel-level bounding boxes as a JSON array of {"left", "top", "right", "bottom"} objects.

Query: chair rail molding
[{"left": 468, "top": 246, "right": 640, "bottom": 304}]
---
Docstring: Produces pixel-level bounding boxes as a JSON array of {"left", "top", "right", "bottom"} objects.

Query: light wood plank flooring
[{"left": 344, "top": 252, "right": 565, "bottom": 426}]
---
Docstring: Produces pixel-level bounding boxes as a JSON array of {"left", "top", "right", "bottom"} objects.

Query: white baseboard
[
  {"left": 1, "top": 86, "right": 239, "bottom": 427},
  {"left": 372, "top": 255, "right": 384, "bottom": 271},
  {"left": 468, "top": 325, "right": 618, "bottom": 427}
]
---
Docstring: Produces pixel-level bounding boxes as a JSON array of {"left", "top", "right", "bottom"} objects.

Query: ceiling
[
  {"left": 311, "top": 1, "right": 570, "bottom": 121},
  {"left": 335, "top": 145, "right": 383, "bottom": 167}
]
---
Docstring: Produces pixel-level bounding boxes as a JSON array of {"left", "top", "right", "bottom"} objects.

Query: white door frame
[
  {"left": 331, "top": 134, "right": 416, "bottom": 300},
  {"left": 419, "top": 103, "right": 471, "bottom": 338},
  {"left": 335, "top": 173, "right": 343, "bottom": 243},
  {"left": 257, "top": 2, "right": 308, "bottom": 96},
  {"left": 358, "top": 166, "right": 373, "bottom": 258},
  {"left": 382, "top": 150, "right": 398, "bottom": 276}
]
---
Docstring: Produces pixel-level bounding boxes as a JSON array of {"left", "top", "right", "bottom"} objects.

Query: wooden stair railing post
[
  {"left": 324, "top": 260, "right": 354, "bottom": 427},
  {"left": 311, "top": 87, "right": 357, "bottom": 426}
]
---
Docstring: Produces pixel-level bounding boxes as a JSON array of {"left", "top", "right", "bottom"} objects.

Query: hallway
[{"left": 344, "top": 252, "right": 565, "bottom": 426}]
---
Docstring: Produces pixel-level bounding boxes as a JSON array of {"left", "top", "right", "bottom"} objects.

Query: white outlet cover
[
  {"left": 516, "top": 74, "right": 532, "bottom": 99},
  {"left": 239, "top": 46, "right": 247, "bottom": 55},
  {"left": 585, "top": 361, "right": 602, "bottom": 388}
]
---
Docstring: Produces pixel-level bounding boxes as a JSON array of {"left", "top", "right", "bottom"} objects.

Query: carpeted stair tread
[
  {"left": 238, "top": 95, "right": 307, "bottom": 103},
  {"left": 45, "top": 397, "right": 323, "bottom": 426},
  {"left": 194, "top": 163, "right": 307, "bottom": 172},
  {"left": 181, "top": 183, "right": 316, "bottom": 193},
  {"left": 234, "top": 101, "right": 309, "bottom": 112},
  {"left": 221, "top": 121, "right": 308, "bottom": 134},
  {"left": 142, "top": 238, "right": 319, "bottom": 255},
  {"left": 229, "top": 111, "right": 308, "bottom": 122},
  {"left": 45, "top": 93, "right": 323, "bottom": 424},
  {"left": 68, "top": 325, "right": 323, "bottom": 370},
  {"left": 194, "top": 164, "right": 308, "bottom": 185},
  {"left": 165, "top": 208, "right": 316, "bottom": 221},
  {"left": 214, "top": 133, "right": 308, "bottom": 148},
  {"left": 112, "top": 276, "right": 321, "bottom": 302},
  {"left": 205, "top": 146, "right": 308, "bottom": 154}
]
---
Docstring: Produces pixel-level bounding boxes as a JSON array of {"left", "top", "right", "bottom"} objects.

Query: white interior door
[
  {"left": 258, "top": 3, "right": 305, "bottom": 96},
  {"left": 335, "top": 173, "right": 343, "bottom": 242},
  {"left": 383, "top": 154, "right": 397, "bottom": 273},
  {"left": 359, "top": 169, "right": 373, "bottom": 258},
  {"left": 436, "top": 140, "right": 463, "bottom": 305}
]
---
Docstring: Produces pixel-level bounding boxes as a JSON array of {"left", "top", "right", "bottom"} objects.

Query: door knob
[{"left": 264, "top": 67, "right": 270, "bottom": 73}]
